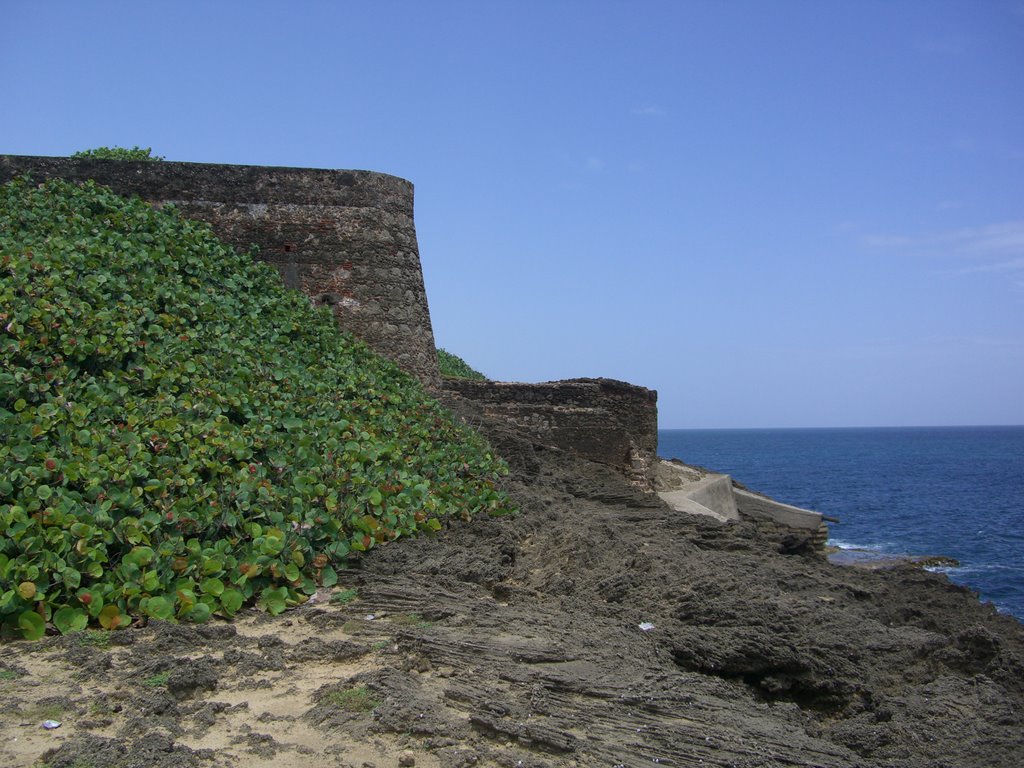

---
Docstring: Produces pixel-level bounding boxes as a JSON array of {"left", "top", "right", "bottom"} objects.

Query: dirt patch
[{"left": 4, "top": 402, "right": 1023, "bottom": 767}]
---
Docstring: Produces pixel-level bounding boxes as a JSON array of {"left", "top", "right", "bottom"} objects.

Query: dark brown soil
[{"left": 4, "top": 401, "right": 1023, "bottom": 768}]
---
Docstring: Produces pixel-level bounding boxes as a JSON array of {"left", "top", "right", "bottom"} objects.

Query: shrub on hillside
[
  {"left": 71, "top": 146, "right": 164, "bottom": 161},
  {"left": 0, "top": 176, "right": 512, "bottom": 639},
  {"left": 437, "top": 348, "right": 487, "bottom": 381}
]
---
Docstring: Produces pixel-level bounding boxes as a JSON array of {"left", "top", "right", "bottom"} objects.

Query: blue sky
[{"left": 3, "top": 1, "right": 1022, "bottom": 427}]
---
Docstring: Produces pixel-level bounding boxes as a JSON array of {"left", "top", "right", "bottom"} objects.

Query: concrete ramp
[
  {"left": 655, "top": 460, "right": 825, "bottom": 543},
  {"left": 658, "top": 474, "right": 739, "bottom": 523},
  {"left": 655, "top": 462, "right": 739, "bottom": 523},
  {"left": 733, "top": 487, "right": 822, "bottom": 530}
]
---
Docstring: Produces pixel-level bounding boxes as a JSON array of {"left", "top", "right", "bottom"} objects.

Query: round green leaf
[
  {"left": 18, "top": 610, "right": 46, "bottom": 641},
  {"left": 62, "top": 568, "right": 82, "bottom": 590},
  {"left": 98, "top": 605, "right": 123, "bottom": 630},
  {"left": 143, "top": 596, "right": 175, "bottom": 621},
  {"left": 219, "top": 589, "right": 244, "bottom": 617},
  {"left": 17, "top": 581, "right": 37, "bottom": 600},
  {"left": 53, "top": 606, "right": 89, "bottom": 635},
  {"left": 260, "top": 586, "right": 288, "bottom": 616},
  {"left": 126, "top": 546, "right": 155, "bottom": 567},
  {"left": 259, "top": 537, "right": 284, "bottom": 556},
  {"left": 321, "top": 565, "right": 338, "bottom": 587},
  {"left": 200, "top": 577, "right": 225, "bottom": 597},
  {"left": 185, "top": 602, "right": 212, "bottom": 623}
]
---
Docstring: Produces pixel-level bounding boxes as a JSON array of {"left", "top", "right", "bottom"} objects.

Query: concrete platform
[
  {"left": 733, "top": 487, "right": 823, "bottom": 530},
  {"left": 655, "top": 459, "right": 825, "bottom": 539},
  {"left": 658, "top": 473, "right": 739, "bottom": 523}
]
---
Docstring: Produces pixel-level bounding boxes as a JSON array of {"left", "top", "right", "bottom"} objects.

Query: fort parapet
[
  {"left": 443, "top": 378, "right": 658, "bottom": 486},
  {"left": 0, "top": 155, "right": 439, "bottom": 385}
]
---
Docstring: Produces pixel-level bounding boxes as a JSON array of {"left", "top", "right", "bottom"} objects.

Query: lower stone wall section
[{"left": 443, "top": 378, "right": 658, "bottom": 486}]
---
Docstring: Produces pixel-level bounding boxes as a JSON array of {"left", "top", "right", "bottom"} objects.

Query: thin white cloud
[
  {"left": 956, "top": 222, "right": 1024, "bottom": 254},
  {"left": 630, "top": 104, "right": 666, "bottom": 117},
  {"left": 865, "top": 221, "right": 1024, "bottom": 256},
  {"left": 954, "top": 257, "right": 1024, "bottom": 275},
  {"left": 842, "top": 334, "right": 1024, "bottom": 360},
  {"left": 949, "top": 335, "right": 1023, "bottom": 348},
  {"left": 936, "top": 200, "right": 963, "bottom": 211},
  {"left": 863, "top": 234, "right": 916, "bottom": 248},
  {"left": 585, "top": 156, "right": 605, "bottom": 172},
  {"left": 864, "top": 221, "right": 1024, "bottom": 277}
]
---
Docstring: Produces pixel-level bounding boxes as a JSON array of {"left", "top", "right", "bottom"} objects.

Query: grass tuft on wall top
[
  {"left": 437, "top": 348, "right": 487, "bottom": 381},
  {"left": 70, "top": 146, "right": 164, "bottom": 161}
]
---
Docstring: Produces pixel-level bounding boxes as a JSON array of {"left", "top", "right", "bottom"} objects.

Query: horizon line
[{"left": 659, "top": 423, "right": 1024, "bottom": 431}]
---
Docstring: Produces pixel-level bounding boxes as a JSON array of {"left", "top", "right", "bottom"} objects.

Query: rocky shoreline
[
  {"left": 827, "top": 548, "right": 963, "bottom": 571},
  {"left": 3, "top": 400, "right": 1023, "bottom": 768}
]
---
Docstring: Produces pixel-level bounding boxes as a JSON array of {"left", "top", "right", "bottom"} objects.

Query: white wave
[
  {"left": 937, "top": 562, "right": 1023, "bottom": 575},
  {"left": 828, "top": 538, "right": 893, "bottom": 552}
]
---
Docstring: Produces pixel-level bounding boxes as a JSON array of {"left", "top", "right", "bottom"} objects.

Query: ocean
[{"left": 658, "top": 426, "right": 1024, "bottom": 621}]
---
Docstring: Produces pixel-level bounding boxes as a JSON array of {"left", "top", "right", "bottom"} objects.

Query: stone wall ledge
[
  {"left": 0, "top": 155, "right": 413, "bottom": 210},
  {"left": 443, "top": 377, "right": 658, "bottom": 486}
]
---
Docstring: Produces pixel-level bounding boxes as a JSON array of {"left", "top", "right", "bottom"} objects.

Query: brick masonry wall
[
  {"left": 0, "top": 155, "right": 439, "bottom": 385},
  {"left": 443, "top": 378, "right": 659, "bottom": 487}
]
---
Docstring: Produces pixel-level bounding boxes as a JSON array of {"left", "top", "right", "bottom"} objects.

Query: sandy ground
[{"left": 3, "top": 399, "right": 1023, "bottom": 768}]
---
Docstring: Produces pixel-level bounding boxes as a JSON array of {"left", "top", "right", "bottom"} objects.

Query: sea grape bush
[
  {"left": 70, "top": 146, "right": 164, "bottom": 161},
  {"left": 437, "top": 348, "right": 487, "bottom": 381},
  {"left": 0, "top": 177, "right": 513, "bottom": 639}
]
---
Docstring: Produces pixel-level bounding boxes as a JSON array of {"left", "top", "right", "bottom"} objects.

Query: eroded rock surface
[{"left": 3, "top": 400, "right": 1022, "bottom": 768}]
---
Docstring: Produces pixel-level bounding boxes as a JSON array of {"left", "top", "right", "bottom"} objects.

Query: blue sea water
[{"left": 658, "top": 427, "right": 1024, "bottom": 621}]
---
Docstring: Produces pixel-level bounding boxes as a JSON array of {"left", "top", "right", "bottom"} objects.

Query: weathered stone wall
[
  {"left": 443, "top": 378, "right": 659, "bottom": 486},
  {"left": 0, "top": 155, "right": 439, "bottom": 385}
]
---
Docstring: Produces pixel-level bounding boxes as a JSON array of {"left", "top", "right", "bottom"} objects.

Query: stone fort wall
[
  {"left": 443, "top": 378, "right": 658, "bottom": 486},
  {"left": 0, "top": 155, "right": 440, "bottom": 385}
]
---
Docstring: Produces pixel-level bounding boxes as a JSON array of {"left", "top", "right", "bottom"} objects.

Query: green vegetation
[
  {"left": 142, "top": 671, "right": 171, "bottom": 688},
  {"left": 0, "top": 176, "right": 513, "bottom": 639},
  {"left": 74, "top": 630, "right": 111, "bottom": 648},
  {"left": 0, "top": 669, "right": 18, "bottom": 680},
  {"left": 71, "top": 146, "right": 164, "bottom": 162},
  {"left": 33, "top": 760, "right": 96, "bottom": 768},
  {"left": 330, "top": 587, "right": 359, "bottom": 604},
  {"left": 437, "top": 348, "right": 487, "bottom": 380},
  {"left": 17, "top": 701, "right": 64, "bottom": 721},
  {"left": 323, "top": 685, "right": 377, "bottom": 712}
]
